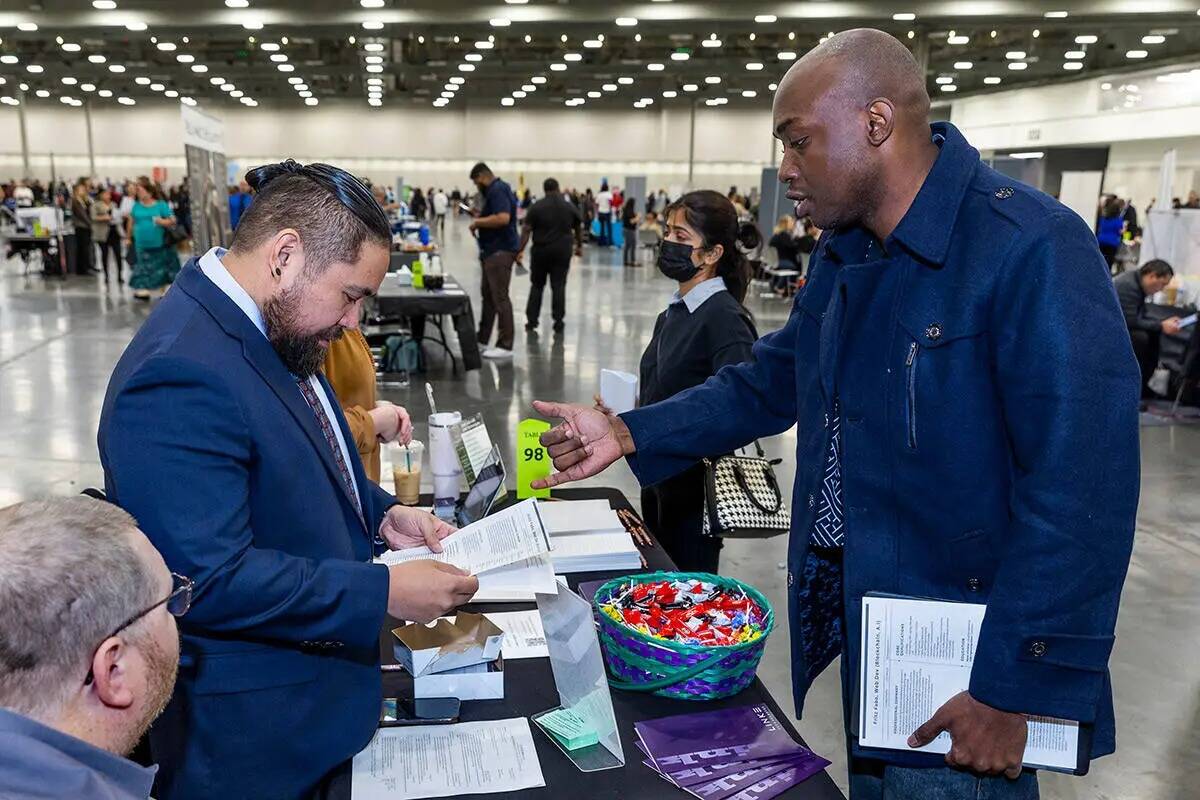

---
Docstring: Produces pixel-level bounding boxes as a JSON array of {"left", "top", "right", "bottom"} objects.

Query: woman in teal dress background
[{"left": 129, "top": 176, "right": 178, "bottom": 300}]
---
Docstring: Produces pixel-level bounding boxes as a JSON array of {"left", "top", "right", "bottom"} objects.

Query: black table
[
  {"left": 371, "top": 273, "right": 482, "bottom": 372},
  {"left": 323, "top": 487, "right": 844, "bottom": 800}
]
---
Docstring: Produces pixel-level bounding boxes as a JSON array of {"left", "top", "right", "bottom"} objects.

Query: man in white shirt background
[{"left": 595, "top": 179, "right": 614, "bottom": 247}]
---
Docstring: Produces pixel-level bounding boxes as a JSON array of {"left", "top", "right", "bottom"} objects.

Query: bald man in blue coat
[{"left": 531, "top": 30, "right": 1139, "bottom": 800}]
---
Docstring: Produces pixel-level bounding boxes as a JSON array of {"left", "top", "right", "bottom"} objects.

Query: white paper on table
[
  {"left": 472, "top": 554, "right": 558, "bottom": 602},
  {"left": 350, "top": 717, "right": 545, "bottom": 800},
  {"left": 484, "top": 610, "right": 549, "bottom": 660},
  {"left": 379, "top": 498, "right": 549, "bottom": 575},
  {"left": 600, "top": 368, "right": 638, "bottom": 415},
  {"left": 537, "top": 499, "right": 623, "bottom": 535},
  {"left": 548, "top": 529, "right": 641, "bottom": 573},
  {"left": 858, "top": 595, "right": 1080, "bottom": 772}
]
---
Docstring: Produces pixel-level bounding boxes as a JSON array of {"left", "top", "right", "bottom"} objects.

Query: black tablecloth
[
  {"left": 322, "top": 487, "right": 844, "bottom": 800},
  {"left": 373, "top": 273, "right": 482, "bottom": 371}
]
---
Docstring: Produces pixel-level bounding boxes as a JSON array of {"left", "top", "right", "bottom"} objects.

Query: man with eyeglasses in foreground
[{"left": 0, "top": 497, "right": 191, "bottom": 800}]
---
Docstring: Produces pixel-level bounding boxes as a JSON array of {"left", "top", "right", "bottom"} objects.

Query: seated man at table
[
  {"left": 1113, "top": 259, "right": 1179, "bottom": 398},
  {"left": 99, "top": 159, "right": 478, "bottom": 800},
  {"left": 0, "top": 497, "right": 186, "bottom": 800}
]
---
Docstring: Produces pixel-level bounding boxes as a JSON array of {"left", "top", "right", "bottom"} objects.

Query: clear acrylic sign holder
[{"left": 532, "top": 587, "right": 625, "bottom": 772}]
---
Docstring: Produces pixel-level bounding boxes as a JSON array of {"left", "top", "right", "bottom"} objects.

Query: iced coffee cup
[{"left": 391, "top": 441, "right": 424, "bottom": 505}]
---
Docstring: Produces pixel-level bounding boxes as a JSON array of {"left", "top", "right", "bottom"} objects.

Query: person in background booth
[
  {"left": 1113, "top": 259, "right": 1180, "bottom": 400},
  {"left": 128, "top": 177, "right": 178, "bottom": 301},
  {"left": 594, "top": 190, "right": 758, "bottom": 573}
]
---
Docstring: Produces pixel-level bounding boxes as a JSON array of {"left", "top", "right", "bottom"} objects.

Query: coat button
[
  {"left": 925, "top": 322, "right": 943, "bottom": 341},
  {"left": 995, "top": 186, "right": 1015, "bottom": 199},
  {"left": 966, "top": 577, "right": 981, "bottom": 592},
  {"left": 1030, "top": 641, "right": 1047, "bottom": 657}
]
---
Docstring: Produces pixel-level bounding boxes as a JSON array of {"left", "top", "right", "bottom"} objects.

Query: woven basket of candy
[{"left": 592, "top": 571, "right": 775, "bottom": 701}]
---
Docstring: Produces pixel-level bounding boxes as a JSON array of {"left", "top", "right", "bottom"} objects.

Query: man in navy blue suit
[
  {"left": 99, "top": 160, "right": 478, "bottom": 799},
  {"left": 531, "top": 30, "right": 1139, "bottom": 800}
]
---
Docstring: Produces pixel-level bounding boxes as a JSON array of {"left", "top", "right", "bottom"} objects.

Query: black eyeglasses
[{"left": 84, "top": 572, "right": 193, "bottom": 686}]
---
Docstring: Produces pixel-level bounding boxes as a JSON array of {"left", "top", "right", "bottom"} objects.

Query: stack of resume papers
[
  {"left": 636, "top": 705, "right": 830, "bottom": 800},
  {"left": 538, "top": 499, "right": 642, "bottom": 573}
]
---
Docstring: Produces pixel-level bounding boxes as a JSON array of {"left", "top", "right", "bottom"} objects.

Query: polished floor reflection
[{"left": 1, "top": 216, "right": 1196, "bottom": 799}]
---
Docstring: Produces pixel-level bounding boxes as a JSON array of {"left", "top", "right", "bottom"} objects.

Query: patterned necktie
[
  {"left": 295, "top": 376, "right": 363, "bottom": 524},
  {"left": 809, "top": 398, "right": 844, "bottom": 547}
]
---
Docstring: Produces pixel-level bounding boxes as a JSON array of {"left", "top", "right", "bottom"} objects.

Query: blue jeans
[
  {"left": 598, "top": 212, "right": 612, "bottom": 246},
  {"left": 849, "top": 765, "right": 1039, "bottom": 800}
]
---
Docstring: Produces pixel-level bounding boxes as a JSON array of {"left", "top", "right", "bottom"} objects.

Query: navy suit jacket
[
  {"left": 621, "top": 123, "right": 1139, "bottom": 765},
  {"left": 98, "top": 260, "right": 394, "bottom": 799}
]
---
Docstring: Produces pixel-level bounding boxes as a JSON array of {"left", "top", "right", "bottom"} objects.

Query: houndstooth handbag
[{"left": 701, "top": 441, "right": 790, "bottom": 539}]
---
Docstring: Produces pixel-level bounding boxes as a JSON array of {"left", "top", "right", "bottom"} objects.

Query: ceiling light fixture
[
  {"left": 531, "top": 76, "right": 546, "bottom": 84},
  {"left": 136, "top": 76, "right": 151, "bottom": 85},
  {"left": 458, "top": 63, "right": 476, "bottom": 71},
  {"left": 88, "top": 54, "right": 107, "bottom": 63},
  {"left": 1075, "top": 35, "right": 1097, "bottom": 44},
  {"left": 81, "top": 83, "right": 96, "bottom": 91},
  {"left": 225, "top": 0, "right": 249, "bottom": 6},
  {"left": 92, "top": 1, "right": 117, "bottom": 9},
  {"left": 1005, "top": 51, "right": 1026, "bottom": 60},
  {"left": 954, "top": 61, "right": 973, "bottom": 69},
  {"left": 271, "top": 53, "right": 289, "bottom": 62},
  {"left": 702, "top": 38, "right": 722, "bottom": 48},
  {"left": 550, "top": 63, "right": 567, "bottom": 71},
  {"left": 647, "top": 63, "right": 664, "bottom": 71},
  {"left": 1125, "top": 49, "right": 1148, "bottom": 59},
  {"left": 118, "top": 97, "right": 136, "bottom": 105},
  {"left": 663, "top": 90, "right": 677, "bottom": 98},
  {"left": 362, "top": 21, "right": 384, "bottom": 30},
  {"left": 1008, "top": 62, "right": 1028, "bottom": 70},
  {"left": 177, "top": 54, "right": 195, "bottom": 63},
  {"left": 777, "top": 51, "right": 796, "bottom": 60},
  {"left": 25, "top": 64, "right": 43, "bottom": 73},
  {"left": 191, "top": 64, "right": 209, "bottom": 73},
  {"left": 892, "top": 12, "right": 916, "bottom": 21},
  {"left": 948, "top": 35, "right": 969, "bottom": 45},
  {"left": 670, "top": 52, "right": 689, "bottom": 61},
  {"left": 522, "top": 84, "right": 535, "bottom": 92},
  {"left": 489, "top": 18, "right": 511, "bottom": 27},
  {"left": 62, "top": 43, "right": 82, "bottom": 52},
  {"left": 1063, "top": 62, "right": 1083, "bottom": 70},
  {"left": 17, "top": 23, "right": 38, "bottom": 32},
  {"left": 125, "top": 21, "right": 147, "bottom": 31},
  {"left": 584, "top": 39, "right": 602, "bottom": 48},
  {"left": 242, "top": 19, "right": 265, "bottom": 30},
  {"left": 361, "top": 0, "right": 385, "bottom": 7},
  {"left": 156, "top": 42, "right": 177, "bottom": 51},
  {"left": 35, "top": 89, "right": 49, "bottom": 97},
  {"left": 746, "top": 62, "right": 764, "bottom": 71},
  {"left": 564, "top": 53, "right": 583, "bottom": 62},
  {"left": 1142, "top": 34, "right": 1166, "bottom": 45},
  {"left": 615, "top": 17, "right": 638, "bottom": 26},
  {"left": 1044, "top": 11, "right": 1068, "bottom": 19},
  {"left": 682, "top": 83, "right": 698, "bottom": 91},
  {"left": 278, "top": 63, "right": 296, "bottom": 72},
  {"left": 617, "top": 76, "right": 633, "bottom": 85},
  {"left": 513, "top": 90, "right": 526, "bottom": 98},
  {"left": 165, "top": 89, "right": 178, "bottom": 98},
  {"left": 936, "top": 76, "right": 954, "bottom": 84},
  {"left": 1065, "top": 50, "right": 1085, "bottom": 59},
  {"left": 705, "top": 75, "right": 721, "bottom": 84},
  {"left": 62, "top": 77, "right": 78, "bottom": 85},
  {"left": 742, "top": 90, "right": 757, "bottom": 98},
  {"left": 602, "top": 83, "right": 617, "bottom": 91},
  {"left": 151, "top": 83, "right": 166, "bottom": 91},
  {"left": 305, "top": 97, "right": 319, "bottom": 106}
]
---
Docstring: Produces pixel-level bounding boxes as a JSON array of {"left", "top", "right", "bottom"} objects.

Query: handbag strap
[{"left": 732, "top": 462, "right": 784, "bottom": 514}]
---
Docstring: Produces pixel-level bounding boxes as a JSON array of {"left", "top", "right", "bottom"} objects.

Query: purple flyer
[
  {"left": 635, "top": 705, "right": 804, "bottom": 768},
  {"left": 720, "top": 760, "right": 830, "bottom": 800}
]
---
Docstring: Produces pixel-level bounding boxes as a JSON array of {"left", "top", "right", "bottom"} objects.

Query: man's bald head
[
  {"left": 781, "top": 29, "right": 930, "bottom": 123},
  {"left": 772, "top": 29, "right": 937, "bottom": 232}
]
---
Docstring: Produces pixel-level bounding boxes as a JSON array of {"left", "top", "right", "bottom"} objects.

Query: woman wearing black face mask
[{"left": 595, "top": 190, "right": 760, "bottom": 572}]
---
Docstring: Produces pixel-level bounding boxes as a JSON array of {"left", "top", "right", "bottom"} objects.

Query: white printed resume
[
  {"left": 379, "top": 498, "right": 550, "bottom": 575},
  {"left": 858, "top": 594, "right": 1081, "bottom": 772}
]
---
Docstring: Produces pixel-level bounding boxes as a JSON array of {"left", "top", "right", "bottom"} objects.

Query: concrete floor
[{"left": 2, "top": 216, "right": 1197, "bottom": 799}]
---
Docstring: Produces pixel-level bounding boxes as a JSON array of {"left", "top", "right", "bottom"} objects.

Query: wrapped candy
[{"left": 599, "top": 579, "right": 767, "bottom": 648}]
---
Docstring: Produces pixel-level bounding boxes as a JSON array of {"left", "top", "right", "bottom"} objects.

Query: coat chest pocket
[{"left": 896, "top": 303, "right": 988, "bottom": 451}]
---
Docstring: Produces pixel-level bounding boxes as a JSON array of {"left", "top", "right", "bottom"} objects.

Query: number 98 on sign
[{"left": 516, "top": 418, "right": 551, "bottom": 499}]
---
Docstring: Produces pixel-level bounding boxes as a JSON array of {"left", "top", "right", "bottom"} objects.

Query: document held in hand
[
  {"left": 858, "top": 594, "right": 1084, "bottom": 772},
  {"left": 380, "top": 498, "right": 550, "bottom": 575}
]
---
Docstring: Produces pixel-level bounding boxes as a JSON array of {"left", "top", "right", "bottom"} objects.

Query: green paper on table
[{"left": 535, "top": 708, "right": 598, "bottom": 751}]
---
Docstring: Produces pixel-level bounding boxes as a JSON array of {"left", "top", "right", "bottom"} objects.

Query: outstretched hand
[{"left": 530, "top": 400, "right": 634, "bottom": 489}]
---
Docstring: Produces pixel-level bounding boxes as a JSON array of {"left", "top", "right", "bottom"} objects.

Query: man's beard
[
  {"left": 115, "top": 630, "right": 180, "bottom": 757},
  {"left": 262, "top": 285, "right": 345, "bottom": 378}
]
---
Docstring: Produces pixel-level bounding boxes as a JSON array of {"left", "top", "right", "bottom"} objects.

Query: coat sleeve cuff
[
  {"left": 333, "top": 560, "right": 391, "bottom": 651},
  {"left": 619, "top": 408, "right": 705, "bottom": 487},
  {"left": 969, "top": 631, "right": 1114, "bottom": 724}
]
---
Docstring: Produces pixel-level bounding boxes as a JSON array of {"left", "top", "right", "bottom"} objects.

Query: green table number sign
[{"left": 517, "top": 418, "right": 551, "bottom": 499}]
